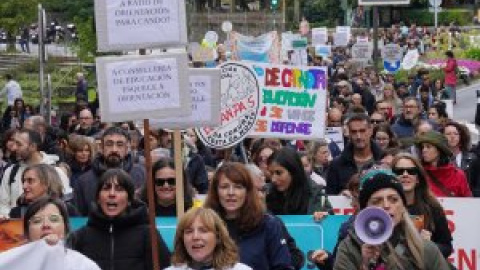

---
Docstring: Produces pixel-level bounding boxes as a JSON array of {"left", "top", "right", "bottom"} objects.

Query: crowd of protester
[{"left": 0, "top": 21, "right": 476, "bottom": 270}]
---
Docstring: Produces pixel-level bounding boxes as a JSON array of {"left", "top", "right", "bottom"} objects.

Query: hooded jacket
[
  {"left": 424, "top": 163, "right": 472, "bottom": 197},
  {"left": 74, "top": 154, "right": 146, "bottom": 216},
  {"left": 326, "top": 141, "right": 383, "bottom": 195},
  {"left": 69, "top": 201, "right": 171, "bottom": 270}
]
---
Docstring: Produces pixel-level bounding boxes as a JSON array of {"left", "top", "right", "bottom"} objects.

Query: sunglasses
[
  {"left": 371, "top": 119, "right": 384, "bottom": 124},
  {"left": 393, "top": 167, "right": 419, "bottom": 176},
  {"left": 154, "top": 177, "right": 176, "bottom": 186}
]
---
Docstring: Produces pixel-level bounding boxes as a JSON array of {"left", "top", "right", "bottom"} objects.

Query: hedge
[{"left": 401, "top": 9, "right": 474, "bottom": 26}]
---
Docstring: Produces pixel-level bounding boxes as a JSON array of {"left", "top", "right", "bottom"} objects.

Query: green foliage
[
  {"left": 302, "top": 0, "right": 344, "bottom": 27},
  {"left": 464, "top": 48, "right": 480, "bottom": 61},
  {"left": 73, "top": 17, "right": 97, "bottom": 63},
  {"left": 402, "top": 9, "right": 474, "bottom": 26},
  {"left": 0, "top": 0, "right": 39, "bottom": 35}
]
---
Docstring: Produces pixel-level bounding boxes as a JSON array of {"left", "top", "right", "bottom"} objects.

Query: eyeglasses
[
  {"left": 371, "top": 119, "right": 384, "bottom": 124},
  {"left": 393, "top": 167, "right": 419, "bottom": 176},
  {"left": 29, "top": 214, "right": 63, "bottom": 226},
  {"left": 154, "top": 177, "right": 176, "bottom": 186}
]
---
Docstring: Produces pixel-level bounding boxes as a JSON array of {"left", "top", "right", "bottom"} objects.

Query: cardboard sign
[
  {"left": 196, "top": 62, "right": 260, "bottom": 149},
  {"left": 191, "top": 47, "right": 216, "bottom": 62},
  {"left": 95, "top": 0, "right": 187, "bottom": 52},
  {"left": 96, "top": 52, "right": 191, "bottom": 122},
  {"left": 149, "top": 68, "right": 221, "bottom": 129},
  {"left": 352, "top": 43, "right": 372, "bottom": 62},
  {"left": 312, "top": 28, "right": 328, "bottom": 46},
  {"left": 249, "top": 64, "right": 328, "bottom": 140}
]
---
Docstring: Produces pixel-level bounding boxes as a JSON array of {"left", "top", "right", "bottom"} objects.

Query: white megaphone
[{"left": 354, "top": 206, "right": 393, "bottom": 245}]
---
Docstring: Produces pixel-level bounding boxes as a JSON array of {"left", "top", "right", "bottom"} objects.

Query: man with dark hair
[
  {"left": 391, "top": 97, "right": 423, "bottom": 139},
  {"left": 326, "top": 113, "right": 383, "bottom": 195},
  {"left": 72, "top": 108, "right": 99, "bottom": 137},
  {"left": 23, "top": 115, "right": 62, "bottom": 158},
  {"left": 0, "top": 129, "right": 71, "bottom": 216},
  {"left": 74, "top": 126, "right": 146, "bottom": 216},
  {"left": 0, "top": 74, "right": 22, "bottom": 106}
]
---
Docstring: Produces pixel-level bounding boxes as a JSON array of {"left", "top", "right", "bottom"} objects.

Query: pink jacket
[{"left": 444, "top": 58, "right": 457, "bottom": 86}]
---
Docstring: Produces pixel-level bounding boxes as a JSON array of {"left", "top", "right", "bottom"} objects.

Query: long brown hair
[
  {"left": 392, "top": 153, "right": 443, "bottom": 232},
  {"left": 204, "top": 162, "right": 264, "bottom": 233},
  {"left": 171, "top": 207, "right": 239, "bottom": 269}
]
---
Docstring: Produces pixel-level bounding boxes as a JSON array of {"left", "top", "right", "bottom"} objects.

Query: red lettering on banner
[
  {"left": 221, "top": 100, "right": 248, "bottom": 123},
  {"left": 449, "top": 249, "right": 477, "bottom": 270},
  {"left": 445, "top": 209, "right": 456, "bottom": 234},
  {"left": 265, "top": 68, "right": 280, "bottom": 87}
]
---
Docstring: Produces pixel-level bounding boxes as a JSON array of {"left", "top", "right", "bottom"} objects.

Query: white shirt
[{"left": 0, "top": 80, "right": 22, "bottom": 105}]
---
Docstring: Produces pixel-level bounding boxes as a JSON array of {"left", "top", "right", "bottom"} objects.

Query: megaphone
[{"left": 354, "top": 206, "right": 393, "bottom": 245}]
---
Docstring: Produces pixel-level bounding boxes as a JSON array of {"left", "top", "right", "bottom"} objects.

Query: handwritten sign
[
  {"left": 249, "top": 64, "right": 328, "bottom": 140},
  {"left": 96, "top": 52, "right": 191, "bottom": 122},
  {"left": 312, "top": 27, "right": 328, "bottom": 46},
  {"left": 149, "top": 68, "right": 221, "bottom": 129},
  {"left": 196, "top": 62, "right": 260, "bottom": 149},
  {"left": 401, "top": 48, "right": 419, "bottom": 70},
  {"left": 95, "top": 0, "right": 187, "bottom": 51}
]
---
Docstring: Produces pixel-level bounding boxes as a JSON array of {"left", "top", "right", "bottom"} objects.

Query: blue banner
[{"left": 70, "top": 215, "right": 350, "bottom": 270}]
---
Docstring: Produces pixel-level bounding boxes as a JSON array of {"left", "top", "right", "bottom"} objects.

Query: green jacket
[{"left": 333, "top": 229, "right": 450, "bottom": 270}]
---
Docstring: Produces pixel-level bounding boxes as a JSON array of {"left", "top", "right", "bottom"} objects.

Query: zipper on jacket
[{"left": 109, "top": 224, "right": 114, "bottom": 270}]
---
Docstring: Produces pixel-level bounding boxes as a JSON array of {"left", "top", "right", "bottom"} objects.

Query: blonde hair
[
  {"left": 22, "top": 164, "right": 64, "bottom": 199},
  {"left": 171, "top": 207, "right": 239, "bottom": 269}
]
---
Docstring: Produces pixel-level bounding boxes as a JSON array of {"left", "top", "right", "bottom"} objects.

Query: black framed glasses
[
  {"left": 393, "top": 167, "right": 419, "bottom": 176},
  {"left": 371, "top": 119, "right": 384, "bottom": 124},
  {"left": 154, "top": 177, "right": 176, "bottom": 186}
]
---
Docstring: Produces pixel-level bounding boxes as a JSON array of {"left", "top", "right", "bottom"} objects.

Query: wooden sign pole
[
  {"left": 144, "top": 116, "right": 160, "bottom": 270},
  {"left": 173, "top": 130, "right": 185, "bottom": 218}
]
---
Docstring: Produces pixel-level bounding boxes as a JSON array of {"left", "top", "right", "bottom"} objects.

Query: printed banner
[
  {"left": 95, "top": 0, "right": 187, "bottom": 52},
  {"left": 0, "top": 220, "right": 26, "bottom": 252},
  {"left": 329, "top": 196, "right": 480, "bottom": 270},
  {"left": 230, "top": 31, "right": 280, "bottom": 64},
  {"left": 249, "top": 64, "right": 328, "bottom": 140},
  {"left": 196, "top": 62, "right": 260, "bottom": 149}
]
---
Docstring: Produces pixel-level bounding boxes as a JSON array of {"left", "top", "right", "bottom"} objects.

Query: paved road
[
  {"left": 0, "top": 42, "right": 76, "bottom": 57},
  {"left": 452, "top": 81, "right": 480, "bottom": 123}
]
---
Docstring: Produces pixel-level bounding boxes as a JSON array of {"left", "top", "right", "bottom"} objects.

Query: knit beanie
[
  {"left": 415, "top": 130, "right": 452, "bottom": 157},
  {"left": 359, "top": 170, "right": 407, "bottom": 209}
]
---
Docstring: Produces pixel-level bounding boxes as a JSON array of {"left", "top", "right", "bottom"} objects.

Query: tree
[{"left": 0, "top": 0, "right": 39, "bottom": 51}]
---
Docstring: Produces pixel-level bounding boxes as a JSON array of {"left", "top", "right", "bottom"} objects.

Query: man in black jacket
[{"left": 326, "top": 113, "right": 383, "bottom": 195}]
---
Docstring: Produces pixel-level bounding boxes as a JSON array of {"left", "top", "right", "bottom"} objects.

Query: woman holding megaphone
[{"left": 333, "top": 171, "right": 449, "bottom": 270}]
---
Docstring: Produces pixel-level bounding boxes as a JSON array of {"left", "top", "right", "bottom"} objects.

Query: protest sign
[
  {"left": 249, "top": 64, "right": 328, "bottom": 140},
  {"left": 290, "top": 49, "right": 308, "bottom": 66},
  {"left": 96, "top": 52, "right": 191, "bottom": 122},
  {"left": 325, "top": 127, "right": 344, "bottom": 151},
  {"left": 312, "top": 27, "right": 328, "bottom": 46},
  {"left": 230, "top": 31, "right": 280, "bottom": 63},
  {"left": 314, "top": 45, "right": 332, "bottom": 58},
  {"left": 401, "top": 48, "right": 419, "bottom": 70},
  {"left": 352, "top": 42, "right": 372, "bottom": 62},
  {"left": 196, "top": 62, "right": 260, "bottom": 149},
  {"left": 382, "top": 43, "right": 403, "bottom": 72},
  {"left": 0, "top": 220, "right": 26, "bottom": 252},
  {"left": 149, "top": 68, "right": 221, "bottom": 129},
  {"left": 95, "top": 0, "right": 187, "bottom": 51},
  {"left": 333, "top": 32, "right": 349, "bottom": 47},
  {"left": 329, "top": 196, "right": 480, "bottom": 270}
]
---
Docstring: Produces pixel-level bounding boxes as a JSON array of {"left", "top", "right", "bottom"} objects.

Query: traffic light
[{"left": 271, "top": 0, "right": 278, "bottom": 10}]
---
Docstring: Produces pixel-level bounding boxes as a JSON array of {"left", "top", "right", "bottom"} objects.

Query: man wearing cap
[{"left": 415, "top": 131, "right": 471, "bottom": 197}]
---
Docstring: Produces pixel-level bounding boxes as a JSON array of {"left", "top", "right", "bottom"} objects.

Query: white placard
[
  {"left": 352, "top": 43, "right": 372, "bottom": 62},
  {"left": 401, "top": 49, "right": 420, "bottom": 70},
  {"left": 95, "top": 0, "right": 187, "bottom": 52},
  {"left": 96, "top": 53, "right": 191, "bottom": 122},
  {"left": 312, "top": 27, "right": 328, "bottom": 46},
  {"left": 325, "top": 127, "right": 344, "bottom": 151},
  {"left": 333, "top": 32, "right": 349, "bottom": 47},
  {"left": 382, "top": 43, "right": 403, "bottom": 63},
  {"left": 149, "top": 68, "right": 221, "bottom": 129}
]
